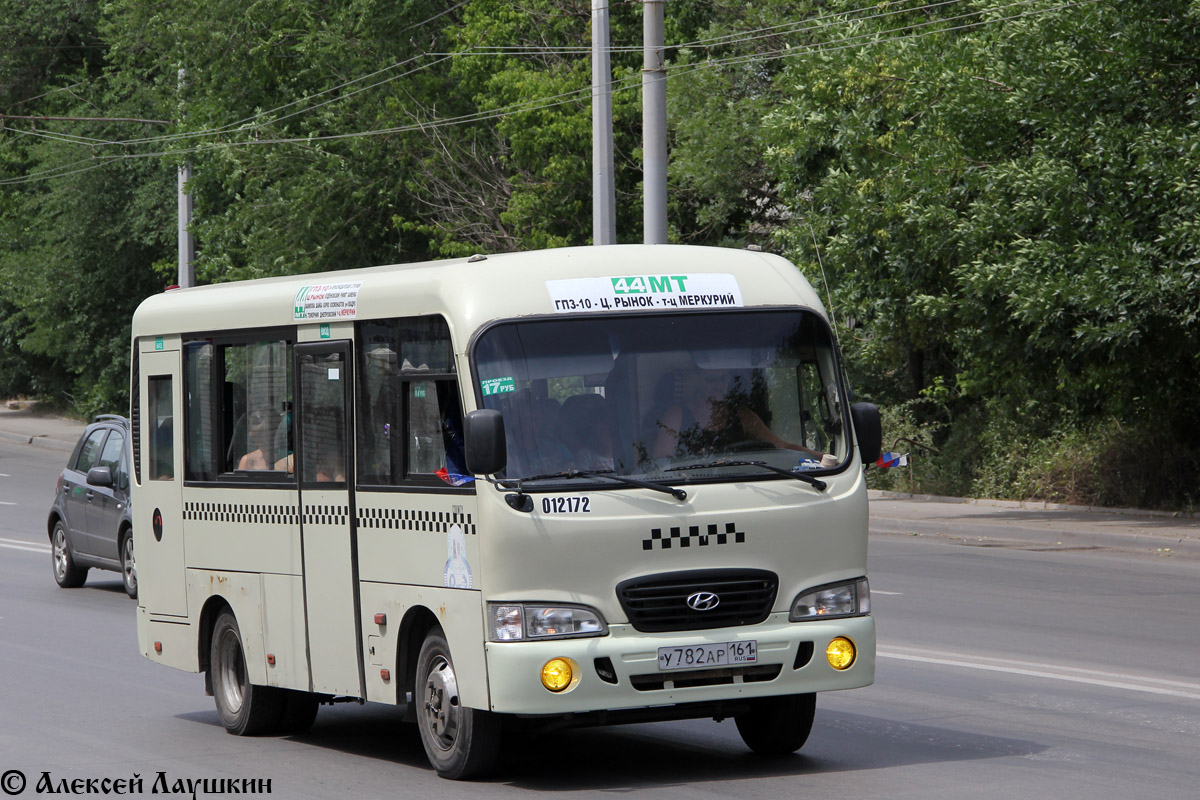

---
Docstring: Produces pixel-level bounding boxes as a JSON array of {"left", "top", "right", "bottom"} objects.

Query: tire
[
  {"left": 279, "top": 690, "right": 320, "bottom": 735},
  {"left": 735, "top": 693, "right": 817, "bottom": 756},
  {"left": 51, "top": 520, "right": 87, "bottom": 588},
  {"left": 210, "top": 610, "right": 285, "bottom": 735},
  {"left": 415, "top": 627, "right": 502, "bottom": 779},
  {"left": 119, "top": 529, "right": 137, "bottom": 599}
]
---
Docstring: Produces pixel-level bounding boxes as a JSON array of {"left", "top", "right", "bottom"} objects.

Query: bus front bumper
[{"left": 484, "top": 613, "right": 874, "bottom": 715}]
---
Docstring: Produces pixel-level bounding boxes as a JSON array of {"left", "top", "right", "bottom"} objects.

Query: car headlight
[
  {"left": 789, "top": 578, "right": 870, "bottom": 621},
  {"left": 487, "top": 603, "right": 608, "bottom": 642}
]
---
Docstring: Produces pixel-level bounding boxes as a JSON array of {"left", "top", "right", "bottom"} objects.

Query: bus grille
[
  {"left": 616, "top": 569, "right": 778, "bottom": 632},
  {"left": 630, "top": 664, "right": 781, "bottom": 691}
]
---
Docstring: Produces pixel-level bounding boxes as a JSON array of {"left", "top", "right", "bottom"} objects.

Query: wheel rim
[
  {"left": 422, "top": 655, "right": 461, "bottom": 752},
  {"left": 122, "top": 536, "right": 137, "bottom": 591},
  {"left": 52, "top": 528, "right": 68, "bottom": 581},
  {"left": 216, "top": 628, "right": 246, "bottom": 715}
]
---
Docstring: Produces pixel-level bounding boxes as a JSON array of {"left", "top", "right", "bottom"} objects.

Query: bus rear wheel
[
  {"left": 279, "top": 690, "right": 320, "bottom": 735},
  {"left": 210, "top": 610, "right": 285, "bottom": 735},
  {"left": 735, "top": 693, "right": 816, "bottom": 756},
  {"left": 415, "top": 627, "right": 501, "bottom": 779}
]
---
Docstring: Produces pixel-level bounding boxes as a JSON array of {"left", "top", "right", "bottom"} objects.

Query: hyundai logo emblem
[{"left": 686, "top": 591, "right": 720, "bottom": 612}]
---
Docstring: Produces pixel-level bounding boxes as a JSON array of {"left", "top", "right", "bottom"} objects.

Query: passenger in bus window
[
  {"left": 313, "top": 446, "right": 345, "bottom": 483},
  {"left": 237, "top": 409, "right": 280, "bottom": 470}
]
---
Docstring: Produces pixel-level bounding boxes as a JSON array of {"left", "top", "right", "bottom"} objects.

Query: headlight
[
  {"left": 789, "top": 578, "right": 870, "bottom": 621},
  {"left": 487, "top": 603, "right": 608, "bottom": 642}
]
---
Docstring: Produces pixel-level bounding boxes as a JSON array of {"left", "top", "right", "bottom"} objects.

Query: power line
[
  {"left": 6, "top": 81, "right": 86, "bottom": 111},
  {"left": 1, "top": 2, "right": 469, "bottom": 152},
  {"left": 0, "top": 0, "right": 1099, "bottom": 186},
  {"left": 0, "top": 125, "right": 116, "bottom": 146},
  {"left": 674, "top": 0, "right": 1082, "bottom": 73},
  {"left": 679, "top": 0, "right": 969, "bottom": 49},
  {"left": 0, "top": 113, "right": 169, "bottom": 125},
  {"left": 0, "top": 0, "right": 986, "bottom": 153},
  {"left": 432, "top": 0, "right": 973, "bottom": 54},
  {"left": 0, "top": 0, "right": 997, "bottom": 153}
]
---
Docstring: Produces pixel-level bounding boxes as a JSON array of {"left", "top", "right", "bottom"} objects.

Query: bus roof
[{"left": 131, "top": 244, "right": 827, "bottom": 342}]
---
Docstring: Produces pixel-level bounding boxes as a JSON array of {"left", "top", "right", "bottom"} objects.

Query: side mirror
[
  {"left": 850, "top": 402, "right": 882, "bottom": 465},
  {"left": 86, "top": 466, "right": 114, "bottom": 488},
  {"left": 464, "top": 409, "right": 507, "bottom": 476}
]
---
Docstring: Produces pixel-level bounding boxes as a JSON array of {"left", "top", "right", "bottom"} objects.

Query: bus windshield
[{"left": 472, "top": 310, "right": 849, "bottom": 485}]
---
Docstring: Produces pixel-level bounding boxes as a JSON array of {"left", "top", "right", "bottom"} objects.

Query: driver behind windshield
[{"left": 651, "top": 369, "right": 826, "bottom": 461}]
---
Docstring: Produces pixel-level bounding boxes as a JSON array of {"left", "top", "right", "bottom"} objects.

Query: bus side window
[
  {"left": 407, "top": 380, "right": 445, "bottom": 474},
  {"left": 184, "top": 336, "right": 293, "bottom": 481},
  {"left": 228, "top": 341, "right": 292, "bottom": 472},
  {"left": 358, "top": 322, "right": 399, "bottom": 484},
  {"left": 357, "top": 315, "right": 465, "bottom": 486},
  {"left": 149, "top": 376, "right": 174, "bottom": 481},
  {"left": 407, "top": 378, "right": 466, "bottom": 476}
]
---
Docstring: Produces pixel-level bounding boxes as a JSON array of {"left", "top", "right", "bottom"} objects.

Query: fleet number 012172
[{"left": 657, "top": 640, "right": 757, "bottom": 671}]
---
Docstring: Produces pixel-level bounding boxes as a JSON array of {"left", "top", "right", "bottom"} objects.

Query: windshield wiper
[
  {"left": 665, "top": 459, "right": 827, "bottom": 491},
  {"left": 514, "top": 469, "right": 687, "bottom": 501}
]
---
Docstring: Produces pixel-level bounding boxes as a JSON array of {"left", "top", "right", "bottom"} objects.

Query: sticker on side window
[{"left": 541, "top": 496, "right": 591, "bottom": 514}]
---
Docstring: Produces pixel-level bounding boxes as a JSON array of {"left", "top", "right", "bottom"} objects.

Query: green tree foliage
[
  {"left": 0, "top": 0, "right": 169, "bottom": 413},
  {"left": 1, "top": 0, "right": 1197, "bottom": 506},
  {"left": 751, "top": 0, "right": 1200, "bottom": 506}
]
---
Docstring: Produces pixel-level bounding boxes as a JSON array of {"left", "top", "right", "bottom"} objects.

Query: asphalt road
[{"left": 2, "top": 438, "right": 1199, "bottom": 799}]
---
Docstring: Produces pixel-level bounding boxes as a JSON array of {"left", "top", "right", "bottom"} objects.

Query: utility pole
[
  {"left": 642, "top": 0, "right": 667, "bottom": 244},
  {"left": 177, "top": 162, "right": 194, "bottom": 288},
  {"left": 592, "top": 0, "right": 617, "bottom": 245},
  {"left": 177, "top": 68, "right": 195, "bottom": 288}
]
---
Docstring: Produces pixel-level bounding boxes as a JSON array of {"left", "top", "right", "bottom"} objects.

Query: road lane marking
[
  {"left": 879, "top": 646, "right": 1200, "bottom": 701},
  {"left": 0, "top": 537, "right": 49, "bottom": 554}
]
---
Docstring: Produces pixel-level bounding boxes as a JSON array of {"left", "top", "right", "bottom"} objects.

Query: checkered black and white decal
[
  {"left": 182, "top": 501, "right": 474, "bottom": 534},
  {"left": 303, "top": 505, "right": 350, "bottom": 526},
  {"left": 184, "top": 502, "right": 299, "bottom": 526},
  {"left": 643, "top": 522, "right": 745, "bottom": 550},
  {"left": 357, "top": 508, "right": 476, "bottom": 535}
]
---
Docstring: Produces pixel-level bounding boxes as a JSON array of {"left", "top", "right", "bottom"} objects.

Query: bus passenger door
[
  {"left": 295, "top": 342, "right": 365, "bottom": 697},
  {"left": 136, "top": 345, "right": 188, "bottom": 617}
]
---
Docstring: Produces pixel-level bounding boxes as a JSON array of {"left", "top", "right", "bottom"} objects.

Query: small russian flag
[
  {"left": 436, "top": 467, "right": 476, "bottom": 487},
  {"left": 875, "top": 452, "right": 909, "bottom": 468}
]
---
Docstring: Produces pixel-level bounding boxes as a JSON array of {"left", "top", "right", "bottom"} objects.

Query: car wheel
[
  {"left": 415, "top": 627, "right": 502, "bottom": 780},
  {"left": 51, "top": 520, "right": 87, "bottom": 588},
  {"left": 210, "top": 610, "right": 285, "bottom": 735},
  {"left": 734, "top": 693, "right": 816, "bottom": 756},
  {"left": 119, "top": 529, "right": 137, "bottom": 599}
]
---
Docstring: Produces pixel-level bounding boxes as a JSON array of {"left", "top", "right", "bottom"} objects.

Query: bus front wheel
[
  {"left": 210, "top": 610, "right": 285, "bottom": 735},
  {"left": 414, "top": 627, "right": 501, "bottom": 779},
  {"left": 735, "top": 693, "right": 817, "bottom": 756}
]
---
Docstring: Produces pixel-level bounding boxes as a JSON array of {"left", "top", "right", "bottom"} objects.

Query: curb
[
  {"left": 0, "top": 428, "right": 77, "bottom": 453},
  {"left": 869, "top": 515, "right": 1200, "bottom": 557},
  {"left": 868, "top": 489, "right": 1195, "bottom": 520}
]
